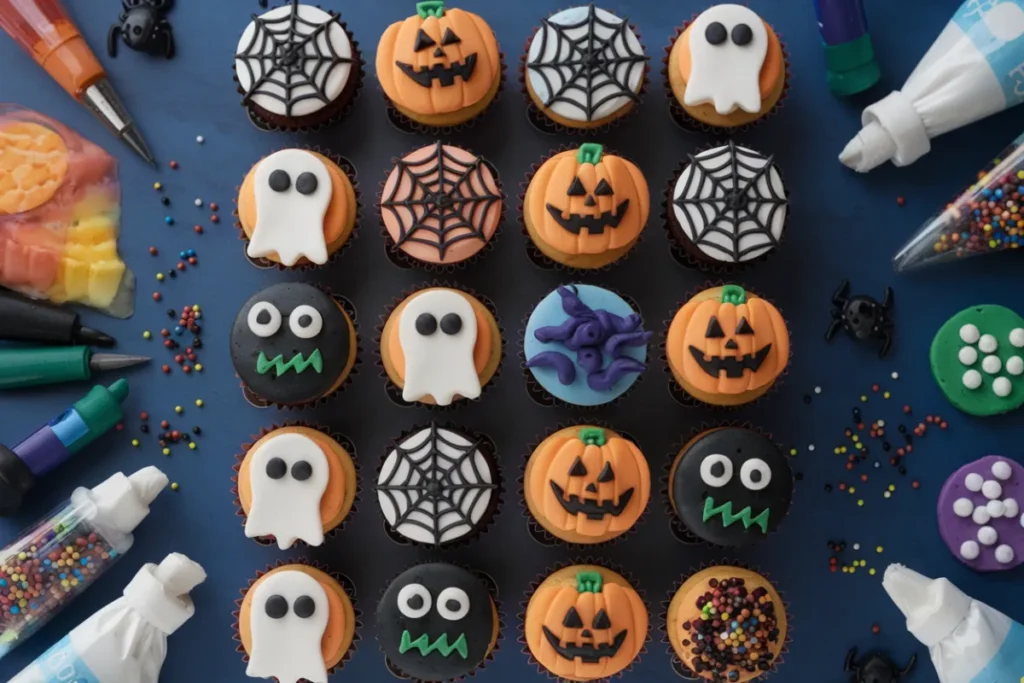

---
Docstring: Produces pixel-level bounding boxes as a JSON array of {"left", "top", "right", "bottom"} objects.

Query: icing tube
[
  {"left": 9, "top": 553, "right": 206, "bottom": 683},
  {"left": 840, "top": 0, "right": 1024, "bottom": 172},
  {"left": 882, "top": 564, "right": 1024, "bottom": 682}
]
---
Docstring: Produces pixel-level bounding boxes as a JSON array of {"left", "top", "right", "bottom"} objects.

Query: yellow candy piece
[{"left": 88, "top": 260, "right": 126, "bottom": 308}]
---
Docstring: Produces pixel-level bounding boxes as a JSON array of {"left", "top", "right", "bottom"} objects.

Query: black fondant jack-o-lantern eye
[
  {"left": 705, "top": 317, "right": 725, "bottom": 338},
  {"left": 593, "top": 609, "right": 612, "bottom": 629},
  {"left": 594, "top": 179, "right": 614, "bottom": 196},
  {"left": 567, "top": 177, "right": 586, "bottom": 197},
  {"left": 560, "top": 606, "right": 613, "bottom": 630},
  {"left": 736, "top": 318, "right": 754, "bottom": 335},
  {"left": 442, "top": 27, "right": 460, "bottom": 45},
  {"left": 414, "top": 29, "right": 436, "bottom": 51},
  {"left": 569, "top": 456, "right": 587, "bottom": 477},
  {"left": 596, "top": 462, "right": 615, "bottom": 483}
]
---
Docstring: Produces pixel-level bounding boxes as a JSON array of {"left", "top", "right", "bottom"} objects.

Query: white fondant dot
[
  {"left": 962, "top": 369, "right": 983, "bottom": 390},
  {"left": 983, "top": 355, "right": 1002, "bottom": 374},
  {"left": 965, "top": 473, "right": 984, "bottom": 491},
  {"left": 959, "top": 346, "right": 979, "bottom": 365},
  {"left": 953, "top": 498, "right": 975, "bottom": 517},
  {"left": 979, "top": 334, "right": 998, "bottom": 353},
  {"left": 960, "top": 540, "right": 980, "bottom": 560},
  {"left": 853, "top": 543, "right": 861, "bottom": 551},
  {"left": 1003, "top": 498, "right": 1020, "bottom": 518},
  {"left": 993, "top": 377, "right": 1013, "bottom": 397},
  {"left": 1008, "top": 356, "right": 1024, "bottom": 376},
  {"left": 973, "top": 506, "right": 992, "bottom": 525},
  {"left": 983, "top": 480, "right": 1003, "bottom": 500},
  {"left": 992, "top": 460, "right": 1013, "bottom": 481},
  {"left": 995, "top": 544, "right": 1015, "bottom": 564},
  {"left": 987, "top": 499, "right": 1006, "bottom": 518},
  {"left": 978, "top": 526, "right": 999, "bottom": 545},
  {"left": 960, "top": 324, "right": 980, "bottom": 344},
  {"left": 1011, "top": 328, "right": 1024, "bottom": 348}
]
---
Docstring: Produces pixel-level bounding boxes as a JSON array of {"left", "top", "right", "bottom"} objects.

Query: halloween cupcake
[
  {"left": 377, "top": 423, "right": 500, "bottom": 548},
  {"left": 377, "top": 563, "right": 499, "bottom": 681},
  {"left": 376, "top": 1, "right": 502, "bottom": 129},
  {"left": 236, "top": 425, "right": 357, "bottom": 549},
  {"left": 666, "top": 566, "right": 787, "bottom": 682},
  {"left": 230, "top": 283, "right": 358, "bottom": 407},
  {"left": 666, "top": 4, "right": 786, "bottom": 129},
  {"left": 525, "top": 425, "right": 650, "bottom": 545},
  {"left": 668, "top": 142, "right": 788, "bottom": 270},
  {"left": 380, "top": 286, "right": 501, "bottom": 407},
  {"left": 524, "top": 5, "right": 649, "bottom": 131},
  {"left": 234, "top": 1, "right": 362, "bottom": 131},
  {"left": 524, "top": 144, "right": 649, "bottom": 269},
  {"left": 668, "top": 427, "right": 792, "bottom": 547},
  {"left": 524, "top": 564, "right": 647, "bottom": 681},
  {"left": 237, "top": 563, "right": 357, "bottom": 682},
  {"left": 380, "top": 143, "right": 503, "bottom": 269},
  {"left": 666, "top": 285, "right": 789, "bottom": 407},
  {"left": 238, "top": 149, "right": 358, "bottom": 268},
  {"left": 525, "top": 285, "right": 652, "bottom": 407}
]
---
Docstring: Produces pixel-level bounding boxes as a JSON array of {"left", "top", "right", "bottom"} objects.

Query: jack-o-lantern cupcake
[
  {"left": 238, "top": 149, "right": 358, "bottom": 268},
  {"left": 377, "top": 1, "right": 502, "bottom": 128},
  {"left": 524, "top": 564, "right": 647, "bottom": 681},
  {"left": 525, "top": 426, "right": 650, "bottom": 545},
  {"left": 524, "top": 144, "right": 649, "bottom": 269},
  {"left": 380, "top": 286, "right": 501, "bottom": 407},
  {"left": 666, "top": 285, "right": 789, "bottom": 406},
  {"left": 236, "top": 425, "right": 357, "bottom": 549},
  {"left": 667, "top": 4, "right": 786, "bottom": 129}
]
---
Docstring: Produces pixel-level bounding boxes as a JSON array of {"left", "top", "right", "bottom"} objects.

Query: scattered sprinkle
[
  {"left": 808, "top": 444, "right": 815, "bottom": 452},
  {"left": 162, "top": 448, "right": 171, "bottom": 456},
  {"left": 174, "top": 406, "right": 183, "bottom": 414},
  {"left": 814, "top": 386, "right": 822, "bottom": 394},
  {"left": 169, "top": 160, "right": 179, "bottom": 170},
  {"left": 209, "top": 202, "right": 219, "bottom": 212},
  {"left": 891, "top": 372, "right": 899, "bottom": 380},
  {"left": 188, "top": 442, "right": 197, "bottom": 450},
  {"left": 156, "top": 273, "right": 164, "bottom": 282},
  {"left": 196, "top": 135, "right": 204, "bottom": 144},
  {"left": 896, "top": 196, "right": 905, "bottom": 206},
  {"left": 148, "top": 246, "right": 158, "bottom": 256},
  {"left": 872, "top": 624, "right": 881, "bottom": 634},
  {"left": 194, "top": 198, "right": 203, "bottom": 207},
  {"left": 211, "top": 214, "right": 220, "bottom": 224},
  {"left": 143, "top": 331, "right": 152, "bottom": 340},
  {"left": 153, "top": 182, "right": 162, "bottom": 190},
  {"left": 171, "top": 482, "right": 179, "bottom": 491},
  {"left": 195, "top": 399, "right": 204, "bottom": 408},
  {"left": 131, "top": 439, "right": 140, "bottom": 447},
  {"left": 152, "top": 292, "right": 162, "bottom": 302}
]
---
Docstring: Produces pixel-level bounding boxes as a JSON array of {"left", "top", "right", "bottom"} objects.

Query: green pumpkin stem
[
  {"left": 576, "top": 143, "right": 604, "bottom": 165},
  {"left": 416, "top": 0, "right": 445, "bottom": 18},
  {"left": 576, "top": 571, "right": 603, "bottom": 594},
  {"left": 720, "top": 285, "right": 747, "bottom": 305},
  {"left": 579, "top": 427, "right": 607, "bottom": 447}
]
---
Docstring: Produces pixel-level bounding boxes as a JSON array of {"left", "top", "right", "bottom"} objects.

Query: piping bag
[
  {"left": 882, "top": 564, "right": 1024, "bottom": 682},
  {"left": 9, "top": 553, "right": 206, "bottom": 683},
  {"left": 841, "top": 0, "right": 1024, "bottom": 172}
]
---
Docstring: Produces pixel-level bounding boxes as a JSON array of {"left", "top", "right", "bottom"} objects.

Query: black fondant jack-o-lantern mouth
[
  {"left": 541, "top": 625, "right": 628, "bottom": 663},
  {"left": 545, "top": 199, "right": 630, "bottom": 236},
  {"left": 397, "top": 53, "right": 478, "bottom": 88},
  {"left": 549, "top": 481, "right": 635, "bottom": 520},
  {"left": 688, "top": 344, "right": 771, "bottom": 378}
]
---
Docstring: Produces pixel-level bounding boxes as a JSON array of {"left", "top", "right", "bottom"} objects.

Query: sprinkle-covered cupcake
[
  {"left": 376, "top": 1, "right": 502, "bottom": 129},
  {"left": 525, "top": 425, "right": 649, "bottom": 545},
  {"left": 524, "top": 5, "right": 648, "bottom": 130},
  {"left": 666, "top": 285, "right": 789, "bottom": 406},
  {"left": 380, "top": 143, "right": 503, "bottom": 268},
  {"left": 238, "top": 149, "right": 358, "bottom": 268},
  {"left": 230, "top": 283, "right": 358, "bottom": 407},
  {"left": 524, "top": 144, "right": 649, "bottom": 269},
  {"left": 525, "top": 285, "right": 651, "bottom": 407},
  {"left": 667, "top": 4, "right": 786, "bottom": 129}
]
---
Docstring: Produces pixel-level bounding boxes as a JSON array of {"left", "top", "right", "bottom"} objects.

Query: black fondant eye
[
  {"left": 731, "top": 23, "right": 753, "bottom": 46},
  {"left": 268, "top": 170, "right": 291, "bottom": 192},
  {"left": 414, "top": 28, "right": 436, "bottom": 51},
  {"left": 265, "top": 595, "right": 288, "bottom": 619},
  {"left": 700, "top": 453, "right": 733, "bottom": 488},
  {"left": 266, "top": 457, "right": 287, "bottom": 480},
  {"left": 563, "top": 606, "right": 584, "bottom": 628},
  {"left": 740, "top": 458, "right": 772, "bottom": 491},
  {"left": 398, "top": 583, "right": 432, "bottom": 618},
  {"left": 705, "top": 317, "right": 725, "bottom": 339},
  {"left": 293, "top": 595, "right": 316, "bottom": 619},
  {"left": 593, "top": 609, "right": 612, "bottom": 630},
  {"left": 567, "top": 177, "right": 586, "bottom": 196},
  {"left": 594, "top": 179, "right": 614, "bottom": 196},
  {"left": 441, "top": 27, "right": 461, "bottom": 45},
  {"left": 247, "top": 301, "right": 282, "bottom": 338},
  {"left": 291, "top": 460, "right": 312, "bottom": 481},
  {"left": 295, "top": 172, "right": 318, "bottom": 195},
  {"left": 705, "top": 21, "right": 727, "bottom": 45},
  {"left": 288, "top": 305, "right": 323, "bottom": 339},
  {"left": 736, "top": 318, "right": 754, "bottom": 335},
  {"left": 416, "top": 313, "right": 438, "bottom": 335},
  {"left": 569, "top": 457, "right": 588, "bottom": 477},
  {"left": 440, "top": 313, "right": 463, "bottom": 335},
  {"left": 597, "top": 462, "right": 615, "bottom": 483},
  {"left": 437, "top": 587, "right": 470, "bottom": 621}
]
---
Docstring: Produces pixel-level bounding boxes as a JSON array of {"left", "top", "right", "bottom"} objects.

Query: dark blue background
[{"left": 3, "top": 0, "right": 1024, "bottom": 681}]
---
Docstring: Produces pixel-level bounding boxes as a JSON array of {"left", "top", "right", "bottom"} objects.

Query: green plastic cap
[
  {"left": 824, "top": 34, "right": 880, "bottom": 97},
  {"left": 69, "top": 379, "right": 129, "bottom": 454}
]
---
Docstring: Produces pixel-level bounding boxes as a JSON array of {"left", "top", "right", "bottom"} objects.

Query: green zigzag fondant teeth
[
  {"left": 399, "top": 630, "right": 469, "bottom": 659},
  {"left": 256, "top": 349, "right": 324, "bottom": 377},
  {"left": 702, "top": 496, "right": 770, "bottom": 534}
]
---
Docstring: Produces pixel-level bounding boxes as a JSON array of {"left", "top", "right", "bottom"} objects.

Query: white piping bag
[{"left": 841, "top": 0, "right": 1024, "bottom": 172}]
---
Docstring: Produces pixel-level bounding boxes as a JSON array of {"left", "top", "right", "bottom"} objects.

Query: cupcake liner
[
  {"left": 231, "top": 421, "right": 360, "bottom": 548},
  {"left": 234, "top": 147, "right": 362, "bottom": 272},
  {"left": 232, "top": 558, "right": 361, "bottom": 674},
  {"left": 240, "top": 288, "right": 362, "bottom": 410},
  {"left": 374, "top": 282, "right": 505, "bottom": 411},
  {"left": 660, "top": 281, "right": 791, "bottom": 411},
  {"left": 662, "top": 144, "right": 789, "bottom": 275},
  {"left": 376, "top": 149, "right": 506, "bottom": 274},
  {"left": 375, "top": 422, "right": 504, "bottom": 551},
  {"left": 661, "top": 18, "right": 791, "bottom": 136},
  {"left": 377, "top": 561, "right": 505, "bottom": 683},
  {"left": 519, "top": 558, "right": 650, "bottom": 682},
  {"left": 518, "top": 420, "right": 648, "bottom": 549},
  {"left": 518, "top": 145, "right": 646, "bottom": 274},
  {"left": 519, "top": 286, "right": 649, "bottom": 411},
  {"left": 660, "top": 561, "right": 792, "bottom": 682},
  {"left": 518, "top": 11, "right": 650, "bottom": 137}
]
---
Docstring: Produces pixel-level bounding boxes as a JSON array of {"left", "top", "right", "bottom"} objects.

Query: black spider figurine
[
  {"left": 826, "top": 279, "right": 894, "bottom": 358},
  {"left": 108, "top": 0, "right": 175, "bottom": 59},
  {"left": 845, "top": 648, "right": 916, "bottom": 683}
]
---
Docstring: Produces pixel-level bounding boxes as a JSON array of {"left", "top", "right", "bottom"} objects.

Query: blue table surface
[{"left": 3, "top": 0, "right": 1024, "bottom": 681}]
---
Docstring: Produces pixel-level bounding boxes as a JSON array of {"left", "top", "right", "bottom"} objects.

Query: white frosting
[
  {"left": 986, "top": 500, "right": 1005, "bottom": 518},
  {"left": 959, "top": 324, "right": 980, "bottom": 344},
  {"left": 952, "top": 497, "right": 974, "bottom": 517},
  {"left": 526, "top": 5, "right": 646, "bottom": 122},
  {"left": 982, "top": 480, "right": 1003, "bottom": 500},
  {"left": 982, "top": 355, "right": 1002, "bottom": 374},
  {"left": 1010, "top": 327, "right": 1024, "bottom": 347},
  {"left": 993, "top": 376, "right": 1012, "bottom": 397},
  {"left": 245, "top": 432, "right": 330, "bottom": 549},
  {"left": 965, "top": 473, "right": 984, "bottom": 492},
  {"left": 672, "top": 143, "right": 787, "bottom": 263},
  {"left": 246, "top": 570, "right": 329, "bottom": 683},
  {"left": 247, "top": 150, "right": 333, "bottom": 266},
  {"left": 992, "top": 460, "right": 1013, "bottom": 481},
  {"left": 398, "top": 290, "right": 481, "bottom": 406},
  {"left": 683, "top": 4, "right": 769, "bottom": 115},
  {"left": 995, "top": 544, "right": 1015, "bottom": 564},
  {"left": 979, "top": 334, "right": 998, "bottom": 353},
  {"left": 962, "top": 369, "right": 982, "bottom": 390},
  {"left": 1003, "top": 498, "right": 1019, "bottom": 518},
  {"left": 235, "top": 4, "right": 353, "bottom": 118},
  {"left": 958, "top": 346, "right": 978, "bottom": 365},
  {"left": 960, "top": 540, "right": 980, "bottom": 560},
  {"left": 978, "top": 526, "right": 998, "bottom": 546},
  {"left": 972, "top": 506, "right": 991, "bottom": 525},
  {"left": 1007, "top": 356, "right": 1024, "bottom": 375},
  {"left": 700, "top": 453, "right": 734, "bottom": 487}
]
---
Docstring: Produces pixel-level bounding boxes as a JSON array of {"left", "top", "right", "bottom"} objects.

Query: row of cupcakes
[
  {"left": 236, "top": 560, "right": 787, "bottom": 683},
  {"left": 234, "top": 1, "right": 787, "bottom": 133},
  {"left": 237, "top": 141, "right": 788, "bottom": 272}
]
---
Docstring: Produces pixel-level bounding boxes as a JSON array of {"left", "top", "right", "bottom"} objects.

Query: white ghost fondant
[
  {"left": 248, "top": 149, "right": 333, "bottom": 267},
  {"left": 683, "top": 4, "right": 769, "bottom": 115},
  {"left": 245, "top": 433, "right": 329, "bottom": 549},
  {"left": 246, "top": 570, "right": 329, "bottom": 683},
  {"left": 398, "top": 290, "right": 481, "bottom": 406}
]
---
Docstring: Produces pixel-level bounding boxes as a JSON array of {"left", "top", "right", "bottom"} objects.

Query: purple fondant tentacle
[
  {"left": 586, "top": 358, "right": 646, "bottom": 391},
  {"left": 526, "top": 351, "right": 576, "bottom": 385},
  {"left": 604, "top": 330, "right": 653, "bottom": 357},
  {"left": 563, "top": 320, "right": 607, "bottom": 350},
  {"left": 577, "top": 348, "right": 602, "bottom": 374},
  {"left": 557, "top": 286, "right": 595, "bottom": 318},
  {"left": 534, "top": 317, "right": 585, "bottom": 343},
  {"left": 594, "top": 309, "right": 641, "bottom": 333}
]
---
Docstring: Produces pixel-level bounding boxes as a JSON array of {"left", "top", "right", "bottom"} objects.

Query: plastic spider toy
[
  {"left": 108, "top": 0, "right": 175, "bottom": 59},
  {"left": 845, "top": 648, "right": 916, "bottom": 683},
  {"left": 826, "top": 279, "right": 894, "bottom": 357}
]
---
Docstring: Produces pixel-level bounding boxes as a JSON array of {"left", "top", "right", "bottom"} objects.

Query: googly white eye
[
  {"left": 740, "top": 458, "right": 772, "bottom": 491},
  {"left": 436, "top": 587, "right": 470, "bottom": 621},
  {"left": 397, "top": 583, "right": 431, "bottom": 619},
  {"left": 699, "top": 454, "right": 733, "bottom": 488},
  {"left": 288, "top": 304, "right": 323, "bottom": 339},
  {"left": 247, "top": 301, "right": 282, "bottom": 337}
]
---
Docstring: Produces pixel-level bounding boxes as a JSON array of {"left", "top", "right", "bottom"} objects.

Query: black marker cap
[
  {"left": 0, "top": 288, "right": 116, "bottom": 347},
  {"left": 0, "top": 443, "right": 34, "bottom": 516}
]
